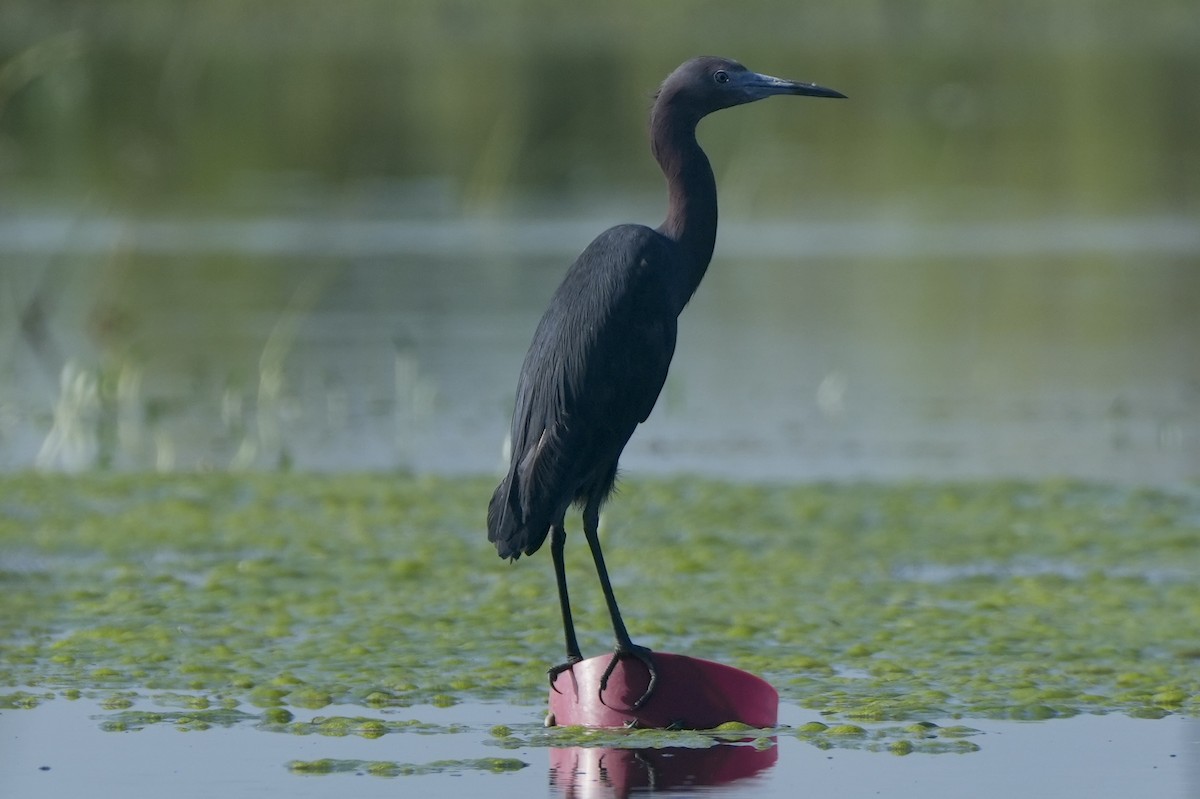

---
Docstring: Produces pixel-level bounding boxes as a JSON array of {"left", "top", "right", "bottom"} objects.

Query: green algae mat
[{"left": 2, "top": 474, "right": 1197, "bottom": 741}]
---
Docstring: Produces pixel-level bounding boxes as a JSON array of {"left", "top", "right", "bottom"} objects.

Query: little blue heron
[{"left": 488, "top": 56, "right": 844, "bottom": 709}]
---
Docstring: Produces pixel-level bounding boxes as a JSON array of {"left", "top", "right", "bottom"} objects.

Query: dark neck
[{"left": 651, "top": 108, "right": 717, "bottom": 307}]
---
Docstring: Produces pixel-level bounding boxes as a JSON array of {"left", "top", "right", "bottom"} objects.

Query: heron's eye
[{"left": 714, "top": 70, "right": 729, "bottom": 84}]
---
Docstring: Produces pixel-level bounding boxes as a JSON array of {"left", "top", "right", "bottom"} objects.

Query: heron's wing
[
  {"left": 489, "top": 225, "right": 679, "bottom": 557},
  {"left": 520, "top": 224, "right": 679, "bottom": 449}
]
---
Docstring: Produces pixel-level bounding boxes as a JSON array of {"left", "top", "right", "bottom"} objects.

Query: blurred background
[{"left": 0, "top": 0, "right": 1197, "bottom": 484}]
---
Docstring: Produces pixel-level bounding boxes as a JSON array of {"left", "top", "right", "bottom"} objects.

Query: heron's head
[{"left": 654, "top": 56, "right": 845, "bottom": 124}]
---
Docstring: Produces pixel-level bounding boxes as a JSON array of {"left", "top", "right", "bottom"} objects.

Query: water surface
[{"left": 3, "top": 698, "right": 1196, "bottom": 798}]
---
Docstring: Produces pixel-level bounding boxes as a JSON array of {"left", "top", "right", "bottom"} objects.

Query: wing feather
[{"left": 488, "top": 225, "right": 680, "bottom": 558}]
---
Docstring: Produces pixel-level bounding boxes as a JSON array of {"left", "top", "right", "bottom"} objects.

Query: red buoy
[{"left": 548, "top": 652, "right": 778, "bottom": 729}]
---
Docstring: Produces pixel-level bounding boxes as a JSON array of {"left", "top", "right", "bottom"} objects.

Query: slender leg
[
  {"left": 547, "top": 523, "right": 582, "bottom": 690},
  {"left": 582, "top": 500, "right": 657, "bottom": 709}
]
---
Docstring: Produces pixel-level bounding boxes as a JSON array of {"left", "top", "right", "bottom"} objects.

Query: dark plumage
[
  {"left": 488, "top": 56, "right": 844, "bottom": 710},
  {"left": 488, "top": 225, "right": 679, "bottom": 560}
]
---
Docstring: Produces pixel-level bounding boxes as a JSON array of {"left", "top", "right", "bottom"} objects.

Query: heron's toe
[{"left": 597, "top": 643, "right": 658, "bottom": 710}]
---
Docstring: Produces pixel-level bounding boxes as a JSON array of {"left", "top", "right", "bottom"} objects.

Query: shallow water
[
  {"left": 2, "top": 698, "right": 1196, "bottom": 798},
  {"left": 4, "top": 213, "right": 1197, "bottom": 483}
]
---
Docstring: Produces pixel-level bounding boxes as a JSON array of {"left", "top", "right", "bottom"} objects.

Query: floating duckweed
[
  {"left": 276, "top": 715, "right": 467, "bottom": 737},
  {"left": 2, "top": 473, "right": 1198, "bottom": 741},
  {"left": 363, "top": 690, "right": 396, "bottom": 707},
  {"left": 827, "top": 724, "right": 868, "bottom": 736},
  {"left": 478, "top": 758, "right": 529, "bottom": 773},
  {"left": 1151, "top": 689, "right": 1188, "bottom": 706},
  {"left": 918, "top": 739, "right": 982, "bottom": 754},
  {"left": 358, "top": 720, "right": 387, "bottom": 739},
  {"left": 315, "top": 716, "right": 356, "bottom": 736},
  {"left": 1009, "top": 705, "right": 1059, "bottom": 721},
  {"left": 99, "top": 711, "right": 164, "bottom": 731},
  {"left": 796, "top": 722, "right": 829, "bottom": 734},
  {"left": 271, "top": 672, "right": 306, "bottom": 687},
  {"left": 247, "top": 687, "right": 289, "bottom": 707},
  {"left": 499, "top": 724, "right": 720, "bottom": 750},
  {"left": 153, "top": 692, "right": 212, "bottom": 710},
  {"left": 845, "top": 704, "right": 889, "bottom": 721},
  {"left": 1128, "top": 706, "right": 1171, "bottom": 719},
  {"left": 490, "top": 725, "right": 514, "bottom": 738},
  {"left": 792, "top": 720, "right": 990, "bottom": 755},
  {"left": 712, "top": 721, "right": 753, "bottom": 732},
  {"left": 0, "top": 691, "right": 47, "bottom": 709},
  {"left": 1078, "top": 694, "right": 1110, "bottom": 705},
  {"left": 288, "top": 688, "right": 333, "bottom": 709},
  {"left": 288, "top": 758, "right": 337, "bottom": 774},
  {"left": 938, "top": 725, "right": 982, "bottom": 738},
  {"left": 288, "top": 757, "right": 528, "bottom": 777},
  {"left": 176, "top": 717, "right": 211, "bottom": 731},
  {"left": 260, "top": 707, "right": 294, "bottom": 724},
  {"left": 868, "top": 661, "right": 911, "bottom": 677}
]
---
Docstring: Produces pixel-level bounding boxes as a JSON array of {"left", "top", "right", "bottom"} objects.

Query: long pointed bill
[{"left": 747, "top": 72, "right": 847, "bottom": 100}]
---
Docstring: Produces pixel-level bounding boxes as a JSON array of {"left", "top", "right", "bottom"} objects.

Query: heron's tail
[
  {"left": 489, "top": 424, "right": 567, "bottom": 559},
  {"left": 487, "top": 472, "right": 527, "bottom": 560}
]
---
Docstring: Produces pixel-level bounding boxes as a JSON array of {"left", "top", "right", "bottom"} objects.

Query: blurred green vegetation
[
  {"left": 1, "top": 1, "right": 1196, "bottom": 476},
  {"left": 1, "top": 0, "right": 1197, "bottom": 216}
]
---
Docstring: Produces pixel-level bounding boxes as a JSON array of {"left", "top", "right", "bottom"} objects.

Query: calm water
[
  {"left": 2, "top": 213, "right": 1197, "bottom": 483},
  {"left": 2, "top": 698, "right": 1197, "bottom": 798}
]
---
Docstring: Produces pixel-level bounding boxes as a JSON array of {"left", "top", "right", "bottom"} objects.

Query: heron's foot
[
  {"left": 598, "top": 642, "right": 657, "bottom": 710},
  {"left": 547, "top": 655, "right": 583, "bottom": 694}
]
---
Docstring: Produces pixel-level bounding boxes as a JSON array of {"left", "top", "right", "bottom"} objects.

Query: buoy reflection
[{"left": 549, "top": 740, "right": 777, "bottom": 798}]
